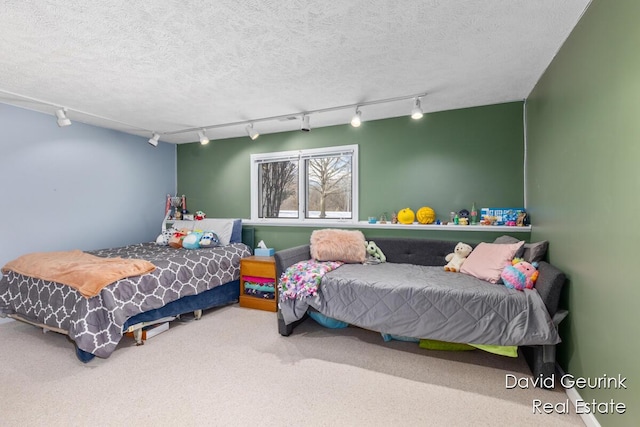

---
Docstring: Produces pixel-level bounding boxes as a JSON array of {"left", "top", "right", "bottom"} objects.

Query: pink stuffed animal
[{"left": 500, "top": 258, "right": 539, "bottom": 291}]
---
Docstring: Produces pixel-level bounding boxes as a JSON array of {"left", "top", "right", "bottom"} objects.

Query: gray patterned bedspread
[
  {"left": 0, "top": 242, "right": 251, "bottom": 358},
  {"left": 280, "top": 263, "right": 560, "bottom": 346}
]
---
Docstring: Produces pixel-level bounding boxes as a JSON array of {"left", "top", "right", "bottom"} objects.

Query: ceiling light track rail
[
  {"left": 163, "top": 91, "right": 428, "bottom": 137},
  {"left": 0, "top": 88, "right": 153, "bottom": 133},
  {"left": 1, "top": 87, "right": 427, "bottom": 144}
]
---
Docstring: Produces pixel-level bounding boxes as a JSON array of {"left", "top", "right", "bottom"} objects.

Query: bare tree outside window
[
  {"left": 259, "top": 161, "right": 298, "bottom": 218},
  {"left": 251, "top": 145, "right": 358, "bottom": 223},
  {"left": 306, "top": 155, "right": 352, "bottom": 219}
]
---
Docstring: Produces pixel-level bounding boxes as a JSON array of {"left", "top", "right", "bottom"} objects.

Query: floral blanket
[{"left": 278, "top": 259, "right": 343, "bottom": 302}]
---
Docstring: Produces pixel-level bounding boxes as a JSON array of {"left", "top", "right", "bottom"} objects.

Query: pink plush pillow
[
  {"left": 310, "top": 229, "right": 367, "bottom": 263},
  {"left": 460, "top": 241, "right": 524, "bottom": 284}
]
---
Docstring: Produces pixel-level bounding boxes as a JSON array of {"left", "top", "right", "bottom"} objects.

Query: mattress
[{"left": 279, "top": 262, "right": 560, "bottom": 346}]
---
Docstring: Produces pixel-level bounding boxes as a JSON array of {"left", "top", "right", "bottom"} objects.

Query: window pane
[
  {"left": 259, "top": 160, "right": 298, "bottom": 218},
  {"left": 306, "top": 155, "right": 352, "bottom": 219}
]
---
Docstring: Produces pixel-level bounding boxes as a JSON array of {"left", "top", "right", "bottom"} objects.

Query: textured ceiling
[{"left": 0, "top": 0, "right": 590, "bottom": 144}]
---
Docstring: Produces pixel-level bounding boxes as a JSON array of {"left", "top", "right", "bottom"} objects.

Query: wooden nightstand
[{"left": 239, "top": 256, "right": 277, "bottom": 312}]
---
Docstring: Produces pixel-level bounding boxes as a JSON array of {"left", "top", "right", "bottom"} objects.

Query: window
[{"left": 250, "top": 145, "right": 358, "bottom": 222}]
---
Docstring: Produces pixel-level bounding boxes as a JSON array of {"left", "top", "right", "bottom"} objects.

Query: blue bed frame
[
  {"left": 75, "top": 279, "right": 241, "bottom": 362},
  {"left": 75, "top": 226, "right": 255, "bottom": 362}
]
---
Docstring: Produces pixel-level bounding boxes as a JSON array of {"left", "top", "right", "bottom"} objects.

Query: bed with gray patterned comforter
[{"left": 0, "top": 242, "right": 251, "bottom": 358}]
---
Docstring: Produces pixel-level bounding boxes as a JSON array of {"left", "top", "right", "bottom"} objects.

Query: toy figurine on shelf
[
  {"left": 516, "top": 212, "right": 529, "bottom": 227},
  {"left": 391, "top": 211, "right": 398, "bottom": 224},
  {"left": 181, "top": 195, "right": 188, "bottom": 216},
  {"left": 480, "top": 215, "right": 496, "bottom": 226},
  {"left": 379, "top": 212, "right": 388, "bottom": 224}
]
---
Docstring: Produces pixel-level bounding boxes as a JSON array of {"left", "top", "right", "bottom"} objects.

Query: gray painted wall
[{"left": 0, "top": 103, "right": 176, "bottom": 273}]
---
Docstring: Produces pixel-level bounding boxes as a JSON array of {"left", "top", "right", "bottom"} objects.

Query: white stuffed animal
[
  {"left": 155, "top": 228, "right": 174, "bottom": 245},
  {"left": 444, "top": 242, "right": 473, "bottom": 272}
]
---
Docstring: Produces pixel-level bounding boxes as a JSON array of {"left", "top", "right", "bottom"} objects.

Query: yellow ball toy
[
  {"left": 416, "top": 206, "right": 436, "bottom": 224},
  {"left": 397, "top": 208, "right": 415, "bottom": 224}
]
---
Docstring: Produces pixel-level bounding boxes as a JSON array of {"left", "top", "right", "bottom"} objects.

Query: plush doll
[
  {"left": 199, "top": 231, "right": 220, "bottom": 247},
  {"left": 444, "top": 242, "right": 473, "bottom": 272},
  {"left": 365, "top": 240, "right": 386, "bottom": 263},
  {"left": 501, "top": 258, "right": 539, "bottom": 291},
  {"left": 182, "top": 231, "right": 204, "bottom": 250},
  {"left": 195, "top": 211, "right": 206, "bottom": 220},
  {"left": 155, "top": 228, "right": 174, "bottom": 246},
  {"left": 168, "top": 228, "right": 190, "bottom": 249}
]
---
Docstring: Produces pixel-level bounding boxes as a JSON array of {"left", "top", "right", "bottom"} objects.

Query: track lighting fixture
[
  {"left": 1, "top": 88, "right": 430, "bottom": 143},
  {"left": 301, "top": 115, "right": 311, "bottom": 132},
  {"left": 55, "top": 108, "right": 71, "bottom": 127},
  {"left": 148, "top": 132, "right": 160, "bottom": 147},
  {"left": 350, "top": 108, "right": 362, "bottom": 127},
  {"left": 198, "top": 130, "right": 209, "bottom": 145},
  {"left": 160, "top": 92, "right": 425, "bottom": 140},
  {"left": 245, "top": 123, "right": 259, "bottom": 140},
  {"left": 411, "top": 97, "right": 423, "bottom": 120}
]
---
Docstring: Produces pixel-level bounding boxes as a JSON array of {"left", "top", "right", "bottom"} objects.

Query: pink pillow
[
  {"left": 460, "top": 241, "right": 524, "bottom": 283},
  {"left": 310, "top": 229, "right": 367, "bottom": 263}
]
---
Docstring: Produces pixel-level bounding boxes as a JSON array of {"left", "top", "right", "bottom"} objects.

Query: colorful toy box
[{"left": 480, "top": 207, "right": 525, "bottom": 225}]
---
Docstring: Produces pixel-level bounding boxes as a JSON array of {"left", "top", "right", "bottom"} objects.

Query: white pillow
[{"left": 191, "top": 218, "right": 234, "bottom": 246}]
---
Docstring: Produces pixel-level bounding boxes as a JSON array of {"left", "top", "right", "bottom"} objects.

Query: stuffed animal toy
[
  {"left": 501, "top": 258, "right": 539, "bottom": 291},
  {"left": 168, "top": 228, "right": 190, "bottom": 249},
  {"left": 195, "top": 211, "right": 206, "bottom": 220},
  {"left": 182, "top": 231, "right": 204, "bottom": 250},
  {"left": 155, "top": 228, "right": 174, "bottom": 245},
  {"left": 444, "top": 242, "right": 473, "bottom": 272},
  {"left": 199, "top": 231, "right": 220, "bottom": 247},
  {"left": 365, "top": 240, "right": 386, "bottom": 263}
]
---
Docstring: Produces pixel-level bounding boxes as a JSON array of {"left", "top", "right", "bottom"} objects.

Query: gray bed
[
  {"left": 280, "top": 262, "right": 560, "bottom": 346},
  {"left": 275, "top": 237, "right": 567, "bottom": 385}
]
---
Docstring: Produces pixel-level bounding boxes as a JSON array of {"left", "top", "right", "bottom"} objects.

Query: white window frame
[{"left": 250, "top": 144, "right": 359, "bottom": 224}]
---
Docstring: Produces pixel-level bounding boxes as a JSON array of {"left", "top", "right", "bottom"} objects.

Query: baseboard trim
[{"left": 557, "top": 363, "right": 601, "bottom": 427}]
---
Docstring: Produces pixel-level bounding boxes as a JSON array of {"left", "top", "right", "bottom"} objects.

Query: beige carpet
[{"left": 0, "top": 305, "right": 583, "bottom": 426}]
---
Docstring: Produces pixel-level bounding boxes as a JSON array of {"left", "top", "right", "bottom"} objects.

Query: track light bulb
[
  {"left": 55, "top": 108, "right": 71, "bottom": 127},
  {"left": 351, "top": 108, "right": 362, "bottom": 127},
  {"left": 411, "top": 98, "right": 423, "bottom": 120},
  {"left": 198, "top": 130, "right": 209, "bottom": 145},
  {"left": 245, "top": 124, "right": 259, "bottom": 140},
  {"left": 148, "top": 132, "right": 160, "bottom": 146},
  {"left": 301, "top": 115, "right": 311, "bottom": 132}
]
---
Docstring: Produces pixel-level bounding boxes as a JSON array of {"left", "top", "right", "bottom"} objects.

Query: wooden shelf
[{"left": 239, "top": 256, "right": 277, "bottom": 312}]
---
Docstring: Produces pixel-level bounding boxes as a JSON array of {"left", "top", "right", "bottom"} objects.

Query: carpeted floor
[{"left": 0, "top": 305, "right": 584, "bottom": 426}]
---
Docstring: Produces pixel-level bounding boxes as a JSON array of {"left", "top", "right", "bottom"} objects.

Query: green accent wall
[
  {"left": 178, "top": 102, "right": 527, "bottom": 248},
  {"left": 526, "top": 0, "right": 638, "bottom": 423}
]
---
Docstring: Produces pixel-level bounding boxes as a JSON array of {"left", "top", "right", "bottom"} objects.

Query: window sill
[{"left": 243, "top": 219, "right": 531, "bottom": 232}]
